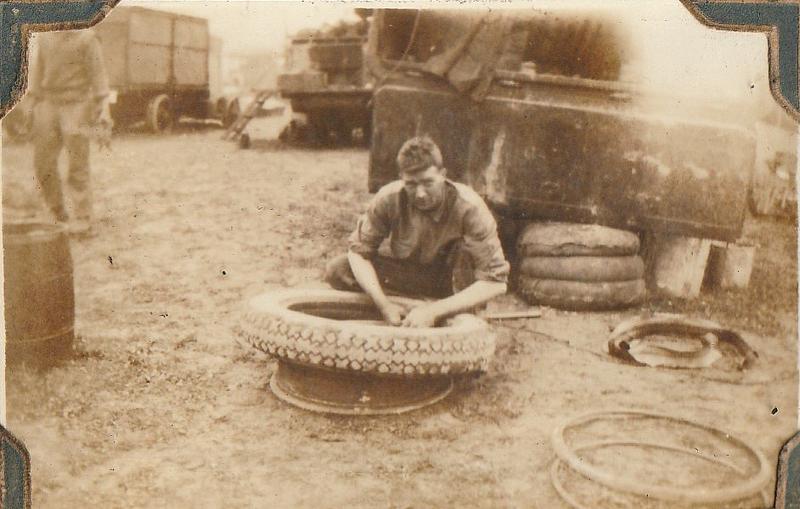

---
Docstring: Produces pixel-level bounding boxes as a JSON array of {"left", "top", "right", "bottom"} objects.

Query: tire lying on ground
[
  {"left": 518, "top": 222, "right": 640, "bottom": 257},
  {"left": 235, "top": 289, "right": 495, "bottom": 377},
  {"left": 519, "top": 255, "right": 644, "bottom": 282},
  {"left": 517, "top": 278, "right": 646, "bottom": 311}
]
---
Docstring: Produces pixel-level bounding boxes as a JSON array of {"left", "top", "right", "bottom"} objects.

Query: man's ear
[{"left": 440, "top": 167, "right": 448, "bottom": 178}]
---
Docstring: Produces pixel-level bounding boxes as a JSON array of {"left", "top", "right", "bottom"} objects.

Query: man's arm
[
  {"left": 27, "top": 36, "right": 45, "bottom": 102},
  {"left": 402, "top": 280, "right": 506, "bottom": 327},
  {"left": 86, "top": 34, "right": 110, "bottom": 101},
  {"left": 346, "top": 185, "right": 404, "bottom": 324},
  {"left": 403, "top": 195, "right": 509, "bottom": 327},
  {"left": 85, "top": 34, "right": 112, "bottom": 126},
  {"left": 348, "top": 251, "right": 408, "bottom": 326}
]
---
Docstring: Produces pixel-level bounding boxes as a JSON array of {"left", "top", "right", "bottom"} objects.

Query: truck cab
[{"left": 366, "top": 9, "right": 756, "bottom": 244}]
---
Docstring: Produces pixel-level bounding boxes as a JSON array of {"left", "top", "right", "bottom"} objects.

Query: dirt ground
[{"left": 2, "top": 117, "right": 797, "bottom": 508}]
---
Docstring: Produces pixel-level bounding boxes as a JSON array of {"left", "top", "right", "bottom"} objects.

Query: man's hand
[
  {"left": 91, "top": 97, "right": 112, "bottom": 124},
  {"left": 98, "top": 105, "right": 113, "bottom": 127},
  {"left": 401, "top": 304, "right": 439, "bottom": 328},
  {"left": 380, "top": 301, "right": 410, "bottom": 326}
]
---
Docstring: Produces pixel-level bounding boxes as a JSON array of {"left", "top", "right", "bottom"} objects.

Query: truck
[
  {"left": 276, "top": 16, "right": 372, "bottom": 145},
  {"left": 93, "top": 6, "right": 235, "bottom": 132},
  {"left": 365, "top": 8, "right": 759, "bottom": 304}
]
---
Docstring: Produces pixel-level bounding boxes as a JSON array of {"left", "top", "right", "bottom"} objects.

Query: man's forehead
[{"left": 401, "top": 165, "right": 443, "bottom": 179}]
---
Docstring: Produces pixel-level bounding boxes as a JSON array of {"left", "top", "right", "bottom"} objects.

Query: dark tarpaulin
[
  {"left": 419, "top": 11, "right": 512, "bottom": 101},
  {"left": 370, "top": 9, "right": 623, "bottom": 101}
]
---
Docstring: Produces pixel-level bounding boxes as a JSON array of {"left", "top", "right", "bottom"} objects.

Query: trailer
[{"left": 93, "top": 6, "right": 232, "bottom": 132}]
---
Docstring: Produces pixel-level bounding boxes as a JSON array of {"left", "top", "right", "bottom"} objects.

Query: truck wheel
[
  {"left": 519, "top": 255, "right": 644, "bottom": 282},
  {"left": 518, "top": 222, "right": 640, "bottom": 257},
  {"left": 235, "top": 289, "right": 495, "bottom": 376},
  {"left": 518, "top": 278, "right": 645, "bottom": 311},
  {"left": 224, "top": 99, "right": 241, "bottom": 129},
  {"left": 146, "top": 95, "right": 174, "bottom": 133},
  {"left": 238, "top": 132, "right": 251, "bottom": 149}
]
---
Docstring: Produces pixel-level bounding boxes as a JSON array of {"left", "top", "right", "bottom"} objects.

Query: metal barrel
[{"left": 3, "top": 221, "right": 75, "bottom": 368}]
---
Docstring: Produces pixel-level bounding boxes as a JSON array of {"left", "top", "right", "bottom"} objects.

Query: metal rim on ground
[
  {"left": 549, "top": 451, "right": 770, "bottom": 509},
  {"left": 607, "top": 316, "right": 757, "bottom": 370},
  {"left": 550, "top": 410, "right": 771, "bottom": 504},
  {"left": 269, "top": 361, "right": 454, "bottom": 415}
]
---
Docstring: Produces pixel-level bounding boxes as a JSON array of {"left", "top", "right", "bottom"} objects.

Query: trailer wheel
[
  {"left": 224, "top": 99, "right": 241, "bottom": 129},
  {"left": 146, "top": 94, "right": 174, "bottom": 133}
]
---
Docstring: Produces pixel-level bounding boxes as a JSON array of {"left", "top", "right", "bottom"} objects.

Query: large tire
[
  {"left": 146, "top": 94, "right": 173, "bottom": 133},
  {"left": 236, "top": 289, "right": 495, "bottom": 377},
  {"left": 518, "top": 277, "right": 645, "bottom": 310},
  {"left": 518, "top": 222, "right": 640, "bottom": 257},
  {"left": 519, "top": 255, "right": 644, "bottom": 282}
]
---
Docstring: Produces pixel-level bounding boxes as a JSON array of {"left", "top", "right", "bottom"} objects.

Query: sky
[{"left": 120, "top": 0, "right": 772, "bottom": 105}]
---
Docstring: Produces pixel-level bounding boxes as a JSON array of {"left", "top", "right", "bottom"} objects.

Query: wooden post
[
  {"left": 706, "top": 243, "right": 756, "bottom": 289},
  {"left": 649, "top": 235, "right": 712, "bottom": 299}
]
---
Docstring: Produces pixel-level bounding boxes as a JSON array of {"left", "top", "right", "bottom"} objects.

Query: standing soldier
[{"left": 28, "top": 28, "right": 111, "bottom": 234}]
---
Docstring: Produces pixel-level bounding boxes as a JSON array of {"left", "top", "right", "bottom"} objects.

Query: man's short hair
[{"left": 396, "top": 136, "right": 443, "bottom": 173}]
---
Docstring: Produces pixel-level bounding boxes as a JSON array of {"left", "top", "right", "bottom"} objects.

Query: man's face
[{"left": 401, "top": 165, "right": 447, "bottom": 211}]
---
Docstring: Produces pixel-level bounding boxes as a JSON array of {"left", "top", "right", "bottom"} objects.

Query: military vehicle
[
  {"left": 276, "top": 16, "right": 372, "bottom": 145},
  {"left": 365, "top": 8, "right": 759, "bottom": 306}
]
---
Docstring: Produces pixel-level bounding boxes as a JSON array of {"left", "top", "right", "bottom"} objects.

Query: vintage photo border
[{"left": 0, "top": 1, "right": 797, "bottom": 507}]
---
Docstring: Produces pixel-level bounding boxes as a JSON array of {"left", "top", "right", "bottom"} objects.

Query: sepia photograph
[{"left": 1, "top": 0, "right": 798, "bottom": 507}]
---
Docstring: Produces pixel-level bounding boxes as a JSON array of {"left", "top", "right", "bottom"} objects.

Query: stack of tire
[{"left": 516, "top": 222, "right": 646, "bottom": 310}]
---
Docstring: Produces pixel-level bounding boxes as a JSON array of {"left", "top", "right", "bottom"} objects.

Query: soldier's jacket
[
  {"left": 349, "top": 179, "right": 510, "bottom": 284},
  {"left": 28, "top": 30, "right": 109, "bottom": 104}
]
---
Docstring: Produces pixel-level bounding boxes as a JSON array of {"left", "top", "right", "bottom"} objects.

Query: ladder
[{"left": 222, "top": 89, "right": 277, "bottom": 141}]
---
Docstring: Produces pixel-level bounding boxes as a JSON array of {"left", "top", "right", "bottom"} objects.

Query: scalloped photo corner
[
  {"left": 0, "top": 1, "right": 798, "bottom": 508},
  {"left": 0, "top": 0, "right": 118, "bottom": 119},
  {"left": 777, "top": 431, "right": 800, "bottom": 508},
  {"left": 0, "top": 424, "right": 32, "bottom": 509}
]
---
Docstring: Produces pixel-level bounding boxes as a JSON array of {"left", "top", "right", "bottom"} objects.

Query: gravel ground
[{"left": 2, "top": 119, "right": 797, "bottom": 508}]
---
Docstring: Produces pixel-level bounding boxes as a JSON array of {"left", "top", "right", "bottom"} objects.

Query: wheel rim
[
  {"left": 270, "top": 361, "right": 453, "bottom": 415},
  {"left": 157, "top": 101, "right": 172, "bottom": 131}
]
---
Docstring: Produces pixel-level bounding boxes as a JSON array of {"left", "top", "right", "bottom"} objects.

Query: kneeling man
[{"left": 326, "top": 136, "right": 509, "bottom": 327}]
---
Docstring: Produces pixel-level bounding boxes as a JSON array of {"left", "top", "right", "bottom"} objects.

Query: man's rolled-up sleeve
[
  {"left": 348, "top": 194, "right": 391, "bottom": 259},
  {"left": 463, "top": 206, "right": 510, "bottom": 284}
]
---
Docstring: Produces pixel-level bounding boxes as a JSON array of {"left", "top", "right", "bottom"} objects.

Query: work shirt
[
  {"left": 28, "top": 30, "right": 109, "bottom": 103},
  {"left": 349, "top": 180, "right": 510, "bottom": 283}
]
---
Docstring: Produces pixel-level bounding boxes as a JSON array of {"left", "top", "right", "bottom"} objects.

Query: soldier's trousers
[
  {"left": 32, "top": 99, "right": 93, "bottom": 222},
  {"left": 324, "top": 243, "right": 476, "bottom": 299}
]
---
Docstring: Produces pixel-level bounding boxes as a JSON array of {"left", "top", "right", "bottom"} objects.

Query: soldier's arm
[
  {"left": 402, "top": 203, "right": 508, "bottom": 327},
  {"left": 347, "top": 188, "right": 406, "bottom": 324},
  {"left": 86, "top": 34, "right": 110, "bottom": 100},
  {"left": 402, "top": 280, "right": 506, "bottom": 328},
  {"left": 347, "top": 251, "right": 407, "bottom": 326}
]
